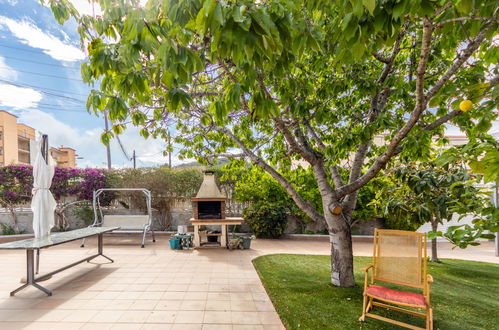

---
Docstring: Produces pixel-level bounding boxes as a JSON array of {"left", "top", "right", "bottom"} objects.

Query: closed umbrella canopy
[{"left": 31, "top": 135, "right": 56, "bottom": 238}]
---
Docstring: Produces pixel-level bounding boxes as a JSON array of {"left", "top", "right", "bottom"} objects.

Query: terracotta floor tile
[
  {"left": 171, "top": 324, "right": 202, "bottom": 330},
  {"left": 0, "top": 322, "right": 32, "bottom": 330},
  {"left": 174, "top": 311, "right": 205, "bottom": 324},
  {"left": 116, "top": 291, "right": 142, "bottom": 300},
  {"left": 207, "top": 292, "right": 230, "bottom": 301},
  {"left": 62, "top": 310, "right": 99, "bottom": 322},
  {"left": 168, "top": 284, "right": 189, "bottom": 292},
  {"left": 230, "top": 293, "right": 254, "bottom": 301},
  {"left": 141, "top": 324, "right": 173, "bottom": 330},
  {"left": 184, "top": 291, "right": 208, "bottom": 300},
  {"left": 138, "top": 291, "right": 164, "bottom": 300},
  {"left": 81, "top": 323, "right": 114, "bottom": 330},
  {"left": 162, "top": 291, "right": 185, "bottom": 300},
  {"left": 102, "top": 299, "right": 134, "bottom": 310},
  {"left": 231, "top": 312, "right": 261, "bottom": 325},
  {"left": 36, "top": 309, "right": 73, "bottom": 322},
  {"left": 146, "top": 310, "right": 177, "bottom": 323},
  {"left": 180, "top": 300, "right": 206, "bottom": 311},
  {"left": 231, "top": 300, "right": 257, "bottom": 311},
  {"left": 232, "top": 326, "right": 264, "bottom": 330},
  {"left": 90, "top": 310, "right": 126, "bottom": 322},
  {"left": 129, "top": 300, "right": 159, "bottom": 311},
  {"left": 258, "top": 312, "right": 281, "bottom": 325},
  {"left": 255, "top": 301, "right": 276, "bottom": 312},
  {"left": 203, "top": 311, "right": 232, "bottom": 324},
  {"left": 262, "top": 325, "right": 286, "bottom": 330},
  {"left": 5, "top": 309, "right": 46, "bottom": 322},
  {"left": 205, "top": 300, "right": 231, "bottom": 311},
  {"left": 202, "top": 324, "right": 232, "bottom": 330},
  {"left": 118, "top": 310, "right": 152, "bottom": 323},
  {"left": 110, "top": 324, "right": 143, "bottom": 330},
  {"left": 154, "top": 300, "right": 182, "bottom": 311}
]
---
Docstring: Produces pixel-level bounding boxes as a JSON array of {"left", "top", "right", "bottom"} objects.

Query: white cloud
[
  {"left": 0, "top": 83, "right": 43, "bottom": 109},
  {"left": 14, "top": 109, "right": 187, "bottom": 168},
  {"left": 0, "top": 16, "right": 84, "bottom": 62},
  {"left": 0, "top": 56, "right": 17, "bottom": 80},
  {"left": 68, "top": 0, "right": 102, "bottom": 16},
  {"left": 67, "top": 0, "right": 148, "bottom": 16},
  {"left": 0, "top": 0, "right": 19, "bottom": 6}
]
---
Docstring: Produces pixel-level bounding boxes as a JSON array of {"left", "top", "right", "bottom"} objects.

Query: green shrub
[
  {"left": 243, "top": 201, "right": 288, "bottom": 238},
  {"left": 0, "top": 223, "right": 23, "bottom": 235}
]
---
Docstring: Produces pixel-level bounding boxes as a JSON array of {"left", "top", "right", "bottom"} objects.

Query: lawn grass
[{"left": 253, "top": 254, "right": 499, "bottom": 330}]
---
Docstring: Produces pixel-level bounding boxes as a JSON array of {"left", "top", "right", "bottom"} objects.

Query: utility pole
[
  {"left": 168, "top": 129, "right": 172, "bottom": 168},
  {"left": 133, "top": 150, "right": 136, "bottom": 169},
  {"left": 104, "top": 112, "right": 112, "bottom": 170}
]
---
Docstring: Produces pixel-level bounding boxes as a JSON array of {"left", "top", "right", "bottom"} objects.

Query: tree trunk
[
  {"left": 430, "top": 218, "right": 439, "bottom": 262},
  {"left": 328, "top": 213, "right": 356, "bottom": 287},
  {"left": 8, "top": 206, "right": 19, "bottom": 233}
]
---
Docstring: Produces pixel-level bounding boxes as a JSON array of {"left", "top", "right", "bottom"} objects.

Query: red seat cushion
[{"left": 365, "top": 285, "right": 426, "bottom": 306}]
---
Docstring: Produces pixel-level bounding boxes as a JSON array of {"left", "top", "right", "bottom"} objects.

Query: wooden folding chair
[{"left": 359, "top": 229, "right": 433, "bottom": 330}]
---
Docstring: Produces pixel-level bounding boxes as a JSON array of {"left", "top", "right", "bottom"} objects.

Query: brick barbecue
[{"left": 190, "top": 170, "right": 243, "bottom": 248}]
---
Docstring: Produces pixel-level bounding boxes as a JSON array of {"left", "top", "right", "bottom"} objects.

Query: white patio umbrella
[{"left": 31, "top": 134, "right": 57, "bottom": 239}]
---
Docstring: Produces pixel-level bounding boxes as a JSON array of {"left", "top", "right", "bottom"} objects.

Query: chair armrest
[
  {"left": 427, "top": 274, "right": 433, "bottom": 283},
  {"left": 361, "top": 264, "right": 373, "bottom": 272}
]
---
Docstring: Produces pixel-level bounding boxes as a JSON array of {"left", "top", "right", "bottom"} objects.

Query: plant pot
[
  {"left": 228, "top": 237, "right": 242, "bottom": 250},
  {"left": 240, "top": 236, "right": 252, "bottom": 249},
  {"left": 169, "top": 238, "right": 181, "bottom": 250}
]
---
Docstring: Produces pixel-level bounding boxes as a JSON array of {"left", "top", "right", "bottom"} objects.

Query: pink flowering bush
[{"left": 0, "top": 165, "right": 109, "bottom": 203}]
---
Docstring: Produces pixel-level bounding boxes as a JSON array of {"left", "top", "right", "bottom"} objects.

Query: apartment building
[
  {"left": 50, "top": 146, "right": 77, "bottom": 168},
  {"left": 0, "top": 110, "right": 78, "bottom": 168},
  {"left": 0, "top": 110, "right": 36, "bottom": 166}
]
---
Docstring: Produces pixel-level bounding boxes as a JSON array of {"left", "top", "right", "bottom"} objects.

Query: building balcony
[{"left": 17, "top": 135, "right": 34, "bottom": 141}]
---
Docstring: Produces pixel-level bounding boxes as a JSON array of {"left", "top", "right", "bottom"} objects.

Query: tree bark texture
[
  {"left": 328, "top": 212, "right": 356, "bottom": 287},
  {"left": 430, "top": 218, "right": 439, "bottom": 262}
]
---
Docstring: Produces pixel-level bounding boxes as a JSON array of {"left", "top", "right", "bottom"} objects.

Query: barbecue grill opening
[{"left": 197, "top": 201, "right": 222, "bottom": 219}]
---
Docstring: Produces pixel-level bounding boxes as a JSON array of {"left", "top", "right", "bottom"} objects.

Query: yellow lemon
[{"left": 459, "top": 100, "right": 473, "bottom": 112}]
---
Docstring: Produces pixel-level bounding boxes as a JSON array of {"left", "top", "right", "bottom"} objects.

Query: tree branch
[
  {"left": 217, "top": 126, "right": 325, "bottom": 223},
  {"left": 435, "top": 16, "right": 498, "bottom": 29},
  {"left": 423, "top": 110, "right": 462, "bottom": 131},
  {"left": 426, "top": 24, "right": 493, "bottom": 100},
  {"left": 432, "top": 3, "right": 452, "bottom": 18},
  {"left": 206, "top": 153, "right": 246, "bottom": 159},
  {"left": 377, "top": 24, "right": 408, "bottom": 84},
  {"left": 334, "top": 18, "right": 435, "bottom": 199}
]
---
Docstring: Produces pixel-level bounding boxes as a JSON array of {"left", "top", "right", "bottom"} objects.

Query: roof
[{"left": 0, "top": 109, "right": 18, "bottom": 118}]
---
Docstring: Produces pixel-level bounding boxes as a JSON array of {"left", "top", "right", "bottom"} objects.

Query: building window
[{"left": 0, "top": 147, "right": 3, "bottom": 155}]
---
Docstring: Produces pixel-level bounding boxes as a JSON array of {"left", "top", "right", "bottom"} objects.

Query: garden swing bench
[{"left": 81, "top": 188, "right": 156, "bottom": 248}]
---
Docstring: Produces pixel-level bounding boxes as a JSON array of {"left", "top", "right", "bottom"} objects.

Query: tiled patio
[{"left": 0, "top": 235, "right": 496, "bottom": 329}]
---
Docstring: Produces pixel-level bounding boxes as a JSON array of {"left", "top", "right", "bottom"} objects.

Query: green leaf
[
  {"left": 100, "top": 132, "right": 111, "bottom": 146},
  {"left": 233, "top": 5, "right": 245, "bottom": 23},
  {"left": 362, "top": 0, "right": 376, "bottom": 15}
]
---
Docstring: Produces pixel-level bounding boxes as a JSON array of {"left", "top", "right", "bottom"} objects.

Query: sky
[{"left": 0, "top": 0, "right": 178, "bottom": 168}]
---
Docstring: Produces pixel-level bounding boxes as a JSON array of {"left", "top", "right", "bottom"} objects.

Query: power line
[
  {"left": 0, "top": 78, "right": 88, "bottom": 97},
  {"left": 0, "top": 54, "right": 81, "bottom": 70},
  {"left": 0, "top": 43, "right": 82, "bottom": 57},
  {"left": 32, "top": 106, "right": 88, "bottom": 113},
  {"left": 116, "top": 135, "right": 131, "bottom": 160},
  {"left": 0, "top": 79, "right": 86, "bottom": 103},
  {"left": 36, "top": 102, "right": 87, "bottom": 109},
  {"left": 11, "top": 106, "right": 88, "bottom": 113},
  {"left": 0, "top": 66, "right": 84, "bottom": 81}
]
